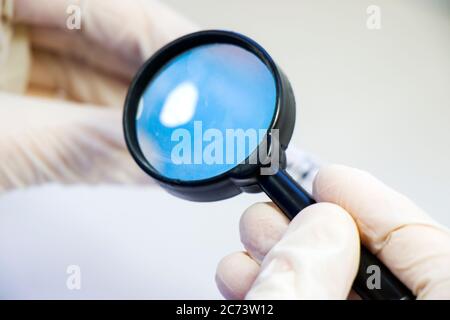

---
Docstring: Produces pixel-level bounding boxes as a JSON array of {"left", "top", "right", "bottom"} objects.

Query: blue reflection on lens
[{"left": 136, "top": 44, "right": 277, "bottom": 181}]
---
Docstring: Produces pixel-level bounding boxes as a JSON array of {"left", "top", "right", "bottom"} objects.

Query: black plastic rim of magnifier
[{"left": 123, "top": 30, "right": 297, "bottom": 202}]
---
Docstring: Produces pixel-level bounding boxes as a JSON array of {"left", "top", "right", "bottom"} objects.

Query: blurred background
[{"left": 0, "top": 0, "right": 449, "bottom": 299}]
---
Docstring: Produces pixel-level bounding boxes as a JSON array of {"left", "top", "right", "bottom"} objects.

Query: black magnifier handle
[{"left": 258, "top": 168, "right": 415, "bottom": 300}]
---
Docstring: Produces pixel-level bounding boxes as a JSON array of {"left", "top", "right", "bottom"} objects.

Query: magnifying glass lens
[{"left": 135, "top": 43, "right": 277, "bottom": 181}]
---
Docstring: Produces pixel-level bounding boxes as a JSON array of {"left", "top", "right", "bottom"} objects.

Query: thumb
[{"left": 246, "top": 203, "right": 360, "bottom": 300}]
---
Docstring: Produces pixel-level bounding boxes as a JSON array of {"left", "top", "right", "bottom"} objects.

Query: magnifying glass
[{"left": 123, "top": 30, "right": 414, "bottom": 300}]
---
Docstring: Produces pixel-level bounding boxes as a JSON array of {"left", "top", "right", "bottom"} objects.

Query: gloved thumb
[{"left": 246, "top": 203, "right": 360, "bottom": 299}]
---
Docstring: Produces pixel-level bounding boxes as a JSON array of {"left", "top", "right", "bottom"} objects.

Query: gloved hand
[
  {"left": 216, "top": 165, "right": 450, "bottom": 299},
  {"left": 0, "top": 0, "right": 198, "bottom": 192}
]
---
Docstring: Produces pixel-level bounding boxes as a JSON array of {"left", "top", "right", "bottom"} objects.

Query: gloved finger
[
  {"left": 13, "top": 0, "right": 198, "bottom": 78},
  {"left": 240, "top": 202, "right": 289, "bottom": 264},
  {"left": 313, "top": 165, "right": 450, "bottom": 299},
  {"left": 27, "top": 27, "right": 139, "bottom": 81},
  {"left": 215, "top": 252, "right": 259, "bottom": 300},
  {"left": 28, "top": 49, "right": 129, "bottom": 107},
  {"left": 246, "top": 203, "right": 360, "bottom": 299},
  {"left": 238, "top": 201, "right": 361, "bottom": 299},
  {"left": 239, "top": 201, "right": 362, "bottom": 300},
  {"left": 0, "top": 92, "right": 151, "bottom": 191}
]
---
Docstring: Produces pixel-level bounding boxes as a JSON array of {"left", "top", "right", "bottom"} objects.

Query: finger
[
  {"left": 313, "top": 165, "right": 450, "bottom": 299},
  {"left": 240, "top": 201, "right": 361, "bottom": 300},
  {"left": 246, "top": 203, "right": 360, "bottom": 300},
  {"left": 29, "top": 49, "right": 129, "bottom": 106},
  {"left": 27, "top": 27, "right": 139, "bottom": 81},
  {"left": 215, "top": 252, "right": 259, "bottom": 300},
  {"left": 13, "top": 0, "right": 198, "bottom": 72},
  {"left": 0, "top": 92, "right": 151, "bottom": 191},
  {"left": 240, "top": 202, "right": 289, "bottom": 263}
]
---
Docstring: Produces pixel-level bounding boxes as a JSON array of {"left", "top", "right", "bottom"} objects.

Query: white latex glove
[
  {"left": 0, "top": 0, "right": 198, "bottom": 191},
  {"left": 216, "top": 165, "right": 450, "bottom": 299}
]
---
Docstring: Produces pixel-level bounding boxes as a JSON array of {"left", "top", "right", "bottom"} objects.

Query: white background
[{"left": 0, "top": 0, "right": 449, "bottom": 299}]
